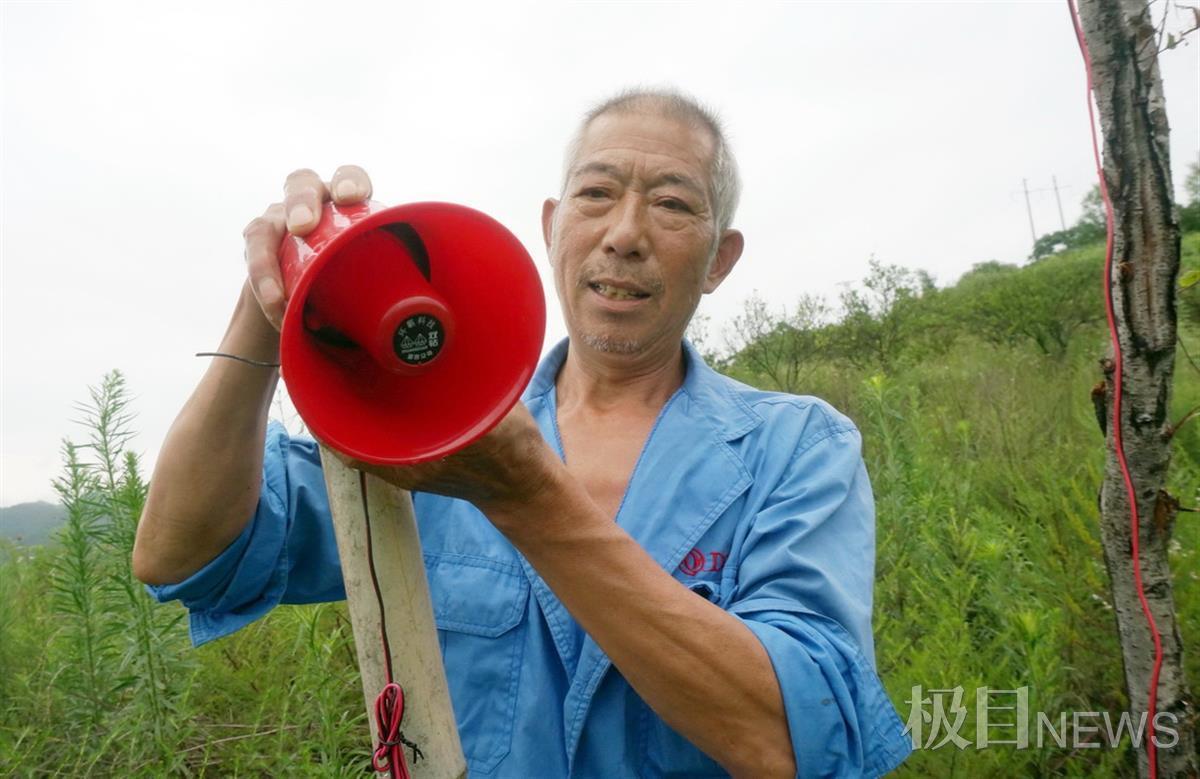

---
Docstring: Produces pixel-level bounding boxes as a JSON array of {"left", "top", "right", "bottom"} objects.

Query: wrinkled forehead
[{"left": 569, "top": 111, "right": 717, "bottom": 187}]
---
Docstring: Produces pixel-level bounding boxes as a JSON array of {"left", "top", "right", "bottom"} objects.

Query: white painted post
[{"left": 321, "top": 447, "right": 467, "bottom": 779}]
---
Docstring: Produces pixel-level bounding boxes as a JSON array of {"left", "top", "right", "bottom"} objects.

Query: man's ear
[
  {"left": 703, "top": 229, "right": 744, "bottom": 294},
  {"left": 541, "top": 198, "right": 559, "bottom": 258}
]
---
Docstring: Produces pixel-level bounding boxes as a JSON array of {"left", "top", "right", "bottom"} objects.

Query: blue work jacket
[{"left": 150, "top": 339, "right": 912, "bottom": 777}]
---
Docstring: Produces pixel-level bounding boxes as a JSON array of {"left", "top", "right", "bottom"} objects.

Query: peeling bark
[{"left": 1077, "top": 1, "right": 1197, "bottom": 776}]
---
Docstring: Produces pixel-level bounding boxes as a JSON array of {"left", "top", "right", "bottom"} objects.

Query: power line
[{"left": 1015, "top": 175, "right": 1083, "bottom": 250}]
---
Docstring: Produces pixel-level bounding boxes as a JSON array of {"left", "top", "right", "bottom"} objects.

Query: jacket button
[{"left": 690, "top": 583, "right": 714, "bottom": 600}]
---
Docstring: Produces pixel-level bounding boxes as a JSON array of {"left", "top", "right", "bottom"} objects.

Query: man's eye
[
  {"left": 659, "top": 198, "right": 691, "bottom": 212},
  {"left": 579, "top": 188, "right": 609, "bottom": 199}
]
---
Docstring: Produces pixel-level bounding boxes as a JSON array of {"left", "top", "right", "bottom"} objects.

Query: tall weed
[{"left": 2, "top": 237, "right": 1198, "bottom": 774}]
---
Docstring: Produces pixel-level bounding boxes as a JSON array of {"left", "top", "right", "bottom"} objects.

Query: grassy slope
[
  {"left": 723, "top": 233, "right": 1200, "bottom": 776},
  {"left": 0, "top": 235, "right": 1197, "bottom": 776}
]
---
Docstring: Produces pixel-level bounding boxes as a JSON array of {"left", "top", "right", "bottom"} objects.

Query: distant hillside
[
  {"left": 1, "top": 501, "right": 66, "bottom": 546},
  {"left": 717, "top": 231, "right": 1200, "bottom": 388}
]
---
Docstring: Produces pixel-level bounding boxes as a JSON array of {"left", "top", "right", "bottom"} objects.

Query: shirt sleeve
[
  {"left": 728, "top": 421, "right": 912, "bottom": 778},
  {"left": 146, "top": 421, "right": 344, "bottom": 647}
]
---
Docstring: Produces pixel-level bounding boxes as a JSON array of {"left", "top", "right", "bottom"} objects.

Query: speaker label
[{"left": 394, "top": 314, "right": 446, "bottom": 366}]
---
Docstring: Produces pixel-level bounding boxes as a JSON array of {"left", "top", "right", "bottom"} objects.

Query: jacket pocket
[{"left": 427, "top": 553, "right": 529, "bottom": 775}]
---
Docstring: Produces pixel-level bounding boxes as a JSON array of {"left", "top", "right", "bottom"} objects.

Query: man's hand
[
  {"left": 134, "top": 165, "right": 375, "bottom": 585},
  {"left": 326, "top": 403, "right": 563, "bottom": 517},
  {"left": 241, "top": 165, "right": 374, "bottom": 330}
]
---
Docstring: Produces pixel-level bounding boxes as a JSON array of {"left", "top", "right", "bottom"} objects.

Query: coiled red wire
[{"left": 373, "top": 682, "right": 410, "bottom": 778}]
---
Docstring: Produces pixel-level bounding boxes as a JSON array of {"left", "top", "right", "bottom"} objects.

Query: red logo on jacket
[{"left": 679, "top": 548, "right": 727, "bottom": 576}]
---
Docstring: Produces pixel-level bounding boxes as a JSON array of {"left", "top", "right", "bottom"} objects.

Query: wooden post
[{"left": 321, "top": 447, "right": 467, "bottom": 779}]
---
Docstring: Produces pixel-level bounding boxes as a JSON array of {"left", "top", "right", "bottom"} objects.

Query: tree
[
  {"left": 1184, "top": 158, "right": 1199, "bottom": 203},
  {"left": 685, "top": 312, "right": 723, "bottom": 367},
  {"left": 950, "top": 250, "right": 1105, "bottom": 356},
  {"left": 1075, "top": 0, "right": 1196, "bottom": 775},
  {"left": 1179, "top": 157, "right": 1200, "bottom": 232},
  {"left": 1030, "top": 186, "right": 1108, "bottom": 260},
  {"left": 830, "top": 258, "right": 928, "bottom": 372},
  {"left": 1080, "top": 183, "right": 1107, "bottom": 228},
  {"left": 724, "top": 292, "right": 830, "bottom": 392}
]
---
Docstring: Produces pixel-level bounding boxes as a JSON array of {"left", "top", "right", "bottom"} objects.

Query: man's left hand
[{"left": 324, "top": 404, "right": 561, "bottom": 516}]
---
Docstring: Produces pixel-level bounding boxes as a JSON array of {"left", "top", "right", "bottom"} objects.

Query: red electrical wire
[
  {"left": 360, "top": 472, "right": 419, "bottom": 779},
  {"left": 373, "top": 682, "right": 410, "bottom": 778},
  {"left": 1065, "top": 2, "right": 1165, "bottom": 775}
]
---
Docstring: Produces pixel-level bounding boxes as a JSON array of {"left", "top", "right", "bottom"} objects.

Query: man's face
[{"left": 542, "top": 111, "right": 743, "bottom": 358}]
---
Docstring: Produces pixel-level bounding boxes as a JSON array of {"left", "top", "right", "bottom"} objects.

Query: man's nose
[{"left": 603, "top": 194, "right": 649, "bottom": 260}]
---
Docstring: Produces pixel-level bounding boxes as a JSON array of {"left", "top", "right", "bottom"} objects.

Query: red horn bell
[{"left": 278, "top": 201, "right": 545, "bottom": 465}]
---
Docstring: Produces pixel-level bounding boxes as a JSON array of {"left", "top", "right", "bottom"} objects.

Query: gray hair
[{"left": 560, "top": 87, "right": 742, "bottom": 236}]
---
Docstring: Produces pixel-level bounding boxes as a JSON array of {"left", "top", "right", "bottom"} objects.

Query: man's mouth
[{"left": 588, "top": 282, "right": 650, "bottom": 301}]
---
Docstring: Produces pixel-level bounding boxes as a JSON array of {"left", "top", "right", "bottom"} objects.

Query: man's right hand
[
  {"left": 241, "top": 165, "right": 374, "bottom": 330},
  {"left": 133, "top": 165, "right": 374, "bottom": 586}
]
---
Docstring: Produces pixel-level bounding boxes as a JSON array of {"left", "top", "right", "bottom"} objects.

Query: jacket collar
[
  {"left": 521, "top": 338, "right": 763, "bottom": 767},
  {"left": 523, "top": 337, "right": 762, "bottom": 443}
]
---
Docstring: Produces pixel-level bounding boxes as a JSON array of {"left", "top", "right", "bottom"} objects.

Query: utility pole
[
  {"left": 1022, "top": 177, "right": 1038, "bottom": 245},
  {"left": 1051, "top": 175, "right": 1068, "bottom": 230}
]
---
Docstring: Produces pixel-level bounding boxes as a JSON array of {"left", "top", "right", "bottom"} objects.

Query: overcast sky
[{"left": 2, "top": 0, "right": 1198, "bottom": 506}]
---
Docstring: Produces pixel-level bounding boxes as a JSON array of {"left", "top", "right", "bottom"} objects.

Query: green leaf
[{"left": 1181, "top": 269, "right": 1200, "bottom": 289}]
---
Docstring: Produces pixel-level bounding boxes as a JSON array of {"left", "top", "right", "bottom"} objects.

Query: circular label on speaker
[{"left": 393, "top": 314, "right": 445, "bottom": 366}]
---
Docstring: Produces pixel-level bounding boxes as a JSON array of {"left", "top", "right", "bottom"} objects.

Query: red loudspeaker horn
[{"left": 278, "top": 201, "right": 546, "bottom": 465}]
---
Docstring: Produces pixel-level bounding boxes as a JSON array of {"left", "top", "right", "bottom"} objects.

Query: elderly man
[{"left": 134, "top": 89, "right": 912, "bottom": 777}]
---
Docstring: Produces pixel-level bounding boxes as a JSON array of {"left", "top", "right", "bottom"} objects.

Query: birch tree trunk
[{"left": 1076, "top": 1, "right": 1197, "bottom": 775}]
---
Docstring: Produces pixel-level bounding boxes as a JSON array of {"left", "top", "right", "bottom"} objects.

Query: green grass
[{"left": 1, "top": 236, "right": 1198, "bottom": 776}]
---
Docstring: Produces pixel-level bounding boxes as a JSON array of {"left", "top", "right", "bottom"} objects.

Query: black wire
[
  {"left": 195, "top": 351, "right": 281, "bottom": 368},
  {"left": 361, "top": 471, "right": 396, "bottom": 683},
  {"left": 360, "top": 471, "right": 422, "bottom": 771}
]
